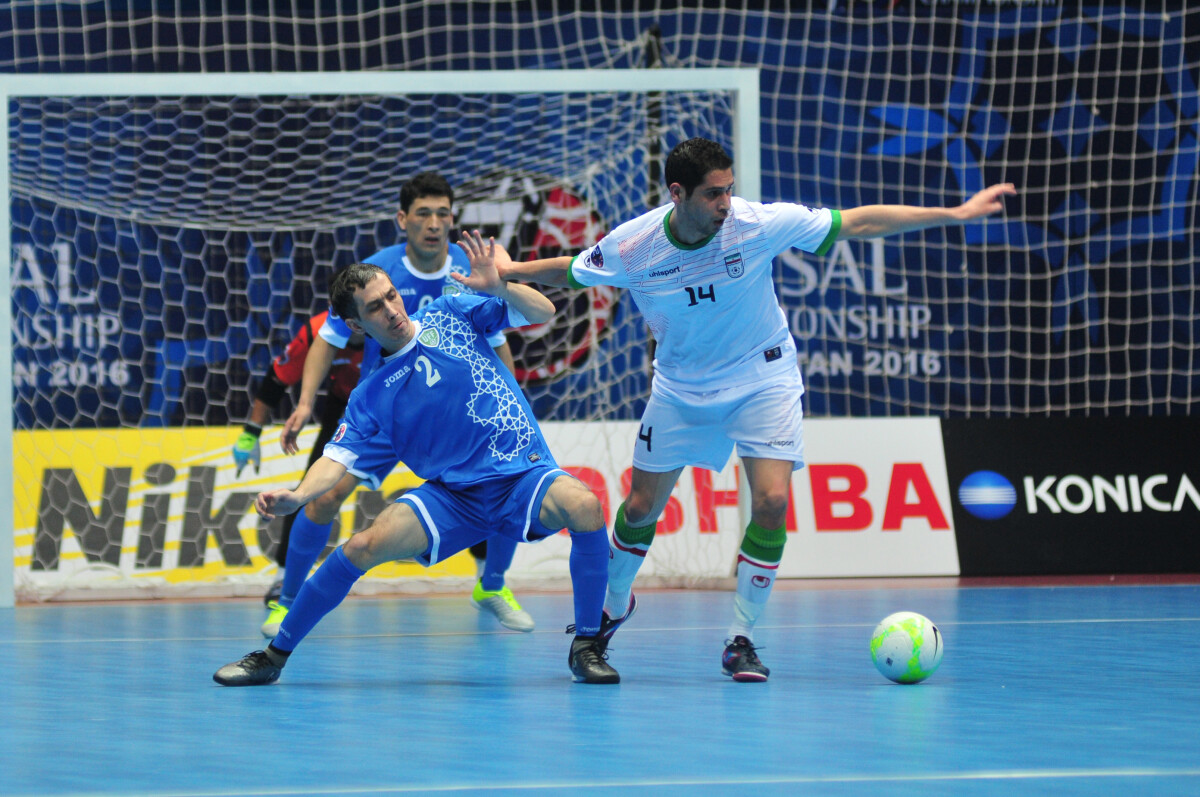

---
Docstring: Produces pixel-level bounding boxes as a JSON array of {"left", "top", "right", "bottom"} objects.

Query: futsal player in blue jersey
[
  {"left": 264, "top": 173, "right": 534, "bottom": 639},
  {"left": 214, "top": 233, "right": 623, "bottom": 686}
]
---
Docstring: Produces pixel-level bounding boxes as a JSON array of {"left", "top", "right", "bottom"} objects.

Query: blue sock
[
  {"left": 480, "top": 535, "right": 518, "bottom": 592},
  {"left": 272, "top": 546, "right": 365, "bottom": 653},
  {"left": 568, "top": 528, "right": 608, "bottom": 637},
  {"left": 279, "top": 512, "right": 333, "bottom": 607}
]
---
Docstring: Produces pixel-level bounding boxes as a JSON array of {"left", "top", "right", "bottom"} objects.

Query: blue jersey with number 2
[{"left": 323, "top": 293, "right": 554, "bottom": 488}]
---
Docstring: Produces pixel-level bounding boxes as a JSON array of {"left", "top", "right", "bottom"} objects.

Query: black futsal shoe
[
  {"left": 213, "top": 650, "right": 283, "bottom": 686},
  {"left": 568, "top": 636, "right": 621, "bottom": 684},
  {"left": 721, "top": 635, "right": 770, "bottom": 683}
]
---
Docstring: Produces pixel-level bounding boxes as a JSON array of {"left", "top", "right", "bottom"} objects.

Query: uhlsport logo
[{"left": 957, "top": 470, "right": 1018, "bottom": 520}]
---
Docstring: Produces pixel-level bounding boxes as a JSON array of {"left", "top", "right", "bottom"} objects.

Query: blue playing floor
[{"left": 2, "top": 580, "right": 1199, "bottom": 796}]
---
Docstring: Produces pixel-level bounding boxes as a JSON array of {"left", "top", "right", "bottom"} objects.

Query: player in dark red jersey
[{"left": 232, "top": 311, "right": 365, "bottom": 607}]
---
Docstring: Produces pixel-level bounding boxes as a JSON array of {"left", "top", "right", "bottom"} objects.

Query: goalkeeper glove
[{"left": 232, "top": 429, "right": 262, "bottom": 477}]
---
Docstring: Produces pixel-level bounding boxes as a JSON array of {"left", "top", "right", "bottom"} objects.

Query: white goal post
[{"left": 0, "top": 68, "right": 761, "bottom": 606}]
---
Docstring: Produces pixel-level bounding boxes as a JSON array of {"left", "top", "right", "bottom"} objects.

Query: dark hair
[
  {"left": 330, "top": 262, "right": 388, "bottom": 321},
  {"left": 399, "top": 171, "right": 454, "bottom": 213},
  {"left": 664, "top": 138, "right": 733, "bottom": 195}
]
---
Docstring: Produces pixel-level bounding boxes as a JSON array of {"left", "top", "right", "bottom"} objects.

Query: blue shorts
[{"left": 399, "top": 464, "right": 568, "bottom": 566}]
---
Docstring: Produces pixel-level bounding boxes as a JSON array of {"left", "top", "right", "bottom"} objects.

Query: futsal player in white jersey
[
  {"left": 485, "top": 137, "right": 1016, "bottom": 681},
  {"left": 214, "top": 234, "right": 621, "bottom": 687}
]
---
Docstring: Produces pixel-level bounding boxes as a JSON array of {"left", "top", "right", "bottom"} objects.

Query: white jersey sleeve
[{"left": 758, "top": 202, "right": 841, "bottom": 255}]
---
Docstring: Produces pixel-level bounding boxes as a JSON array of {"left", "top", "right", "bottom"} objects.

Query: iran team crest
[{"left": 724, "top": 252, "right": 745, "bottom": 278}]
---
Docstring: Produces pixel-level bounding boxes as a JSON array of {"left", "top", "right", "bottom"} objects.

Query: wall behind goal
[{"left": 4, "top": 2, "right": 1198, "bottom": 420}]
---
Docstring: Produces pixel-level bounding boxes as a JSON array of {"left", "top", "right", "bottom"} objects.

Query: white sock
[
  {"left": 603, "top": 530, "right": 648, "bottom": 618},
  {"left": 727, "top": 554, "right": 778, "bottom": 640}
]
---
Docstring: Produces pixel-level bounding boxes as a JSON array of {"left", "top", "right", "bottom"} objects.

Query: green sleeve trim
[
  {"left": 814, "top": 209, "right": 842, "bottom": 256},
  {"left": 567, "top": 255, "right": 587, "bottom": 290}
]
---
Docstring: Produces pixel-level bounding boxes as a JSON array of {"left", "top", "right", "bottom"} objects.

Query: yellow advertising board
[{"left": 13, "top": 426, "right": 472, "bottom": 599}]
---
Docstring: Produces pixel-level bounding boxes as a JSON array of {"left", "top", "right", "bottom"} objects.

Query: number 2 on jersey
[{"left": 415, "top": 355, "right": 441, "bottom": 386}]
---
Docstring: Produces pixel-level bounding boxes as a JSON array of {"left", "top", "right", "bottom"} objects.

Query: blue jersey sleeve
[
  {"left": 447, "top": 293, "right": 530, "bottom": 337},
  {"left": 322, "top": 388, "right": 394, "bottom": 471}
]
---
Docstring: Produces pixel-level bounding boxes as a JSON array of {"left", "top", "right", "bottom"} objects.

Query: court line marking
[
  {"left": 3, "top": 615, "right": 1200, "bottom": 646},
  {"left": 8, "top": 767, "right": 1200, "bottom": 797}
]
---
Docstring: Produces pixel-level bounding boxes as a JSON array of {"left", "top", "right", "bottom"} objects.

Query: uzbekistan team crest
[
  {"left": 418, "top": 327, "right": 440, "bottom": 347},
  {"left": 724, "top": 252, "right": 745, "bottom": 278}
]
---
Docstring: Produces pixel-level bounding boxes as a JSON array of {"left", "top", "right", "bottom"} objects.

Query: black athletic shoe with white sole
[{"left": 568, "top": 637, "right": 620, "bottom": 684}]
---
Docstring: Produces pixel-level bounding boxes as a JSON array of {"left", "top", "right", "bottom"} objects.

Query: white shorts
[{"left": 632, "top": 371, "right": 806, "bottom": 473}]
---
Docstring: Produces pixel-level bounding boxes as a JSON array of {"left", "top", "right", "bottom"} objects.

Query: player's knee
[
  {"left": 751, "top": 490, "right": 789, "bottom": 528},
  {"left": 341, "top": 531, "right": 378, "bottom": 570},
  {"left": 623, "top": 491, "right": 656, "bottom": 527},
  {"left": 569, "top": 491, "right": 605, "bottom": 532}
]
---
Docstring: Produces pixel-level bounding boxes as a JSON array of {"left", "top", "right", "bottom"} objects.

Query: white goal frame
[{"left": 0, "top": 68, "right": 762, "bottom": 607}]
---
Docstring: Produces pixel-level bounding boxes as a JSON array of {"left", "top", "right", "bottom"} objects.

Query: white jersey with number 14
[{"left": 569, "top": 197, "right": 841, "bottom": 392}]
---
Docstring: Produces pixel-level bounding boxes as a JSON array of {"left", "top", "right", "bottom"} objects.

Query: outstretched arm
[
  {"left": 838, "top": 183, "right": 1016, "bottom": 240},
  {"left": 452, "top": 230, "right": 556, "bottom": 324},
  {"left": 497, "top": 253, "right": 575, "bottom": 287},
  {"left": 255, "top": 456, "right": 348, "bottom": 520}
]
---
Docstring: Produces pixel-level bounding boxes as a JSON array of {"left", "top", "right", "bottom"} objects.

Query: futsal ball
[{"left": 870, "top": 611, "right": 944, "bottom": 684}]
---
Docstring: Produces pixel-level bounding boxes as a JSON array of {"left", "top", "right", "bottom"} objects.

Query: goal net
[
  {"left": 2, "top": 69, "right": 758, "bottom": 601},
  {"left": 5, "top": 3, "right": 1199, "bottom": 604}
]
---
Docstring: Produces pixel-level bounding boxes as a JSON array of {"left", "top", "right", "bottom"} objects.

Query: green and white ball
[{"left": 870, "top": 611, "right": 944, "bottom": 684}]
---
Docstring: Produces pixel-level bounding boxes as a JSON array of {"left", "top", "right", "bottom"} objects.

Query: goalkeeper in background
[
  {"left": 270, "top": 171, "right": 534, "bottom": 639},
  {"left": 232, "top": 311, "right": 365, "bottom": 607},
  {"left": 487, "top": 137, "right": 1016, "bottom": 682}
]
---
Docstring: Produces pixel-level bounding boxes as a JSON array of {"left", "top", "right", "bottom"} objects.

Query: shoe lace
[
  {"left": 572, "top": 638, "right": 611, "bottom": 665},
  {"left": 726, "top": 637, "right": 764, "bottom": 664}
]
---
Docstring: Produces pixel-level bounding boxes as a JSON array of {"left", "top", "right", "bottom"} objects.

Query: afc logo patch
[
  {"left": 332, "top": 422, "right": 348, "bottom": 443},
  {"left": 585, "top": 247, "right": 604, "bottom": 270},
  {"left": 724, "top": 252, "right": 744, "bottom": 278}
]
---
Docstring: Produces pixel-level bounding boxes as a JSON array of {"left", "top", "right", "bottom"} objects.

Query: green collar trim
[{"left": 664, "top": 209, "right": 718, "bottom": 250}]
